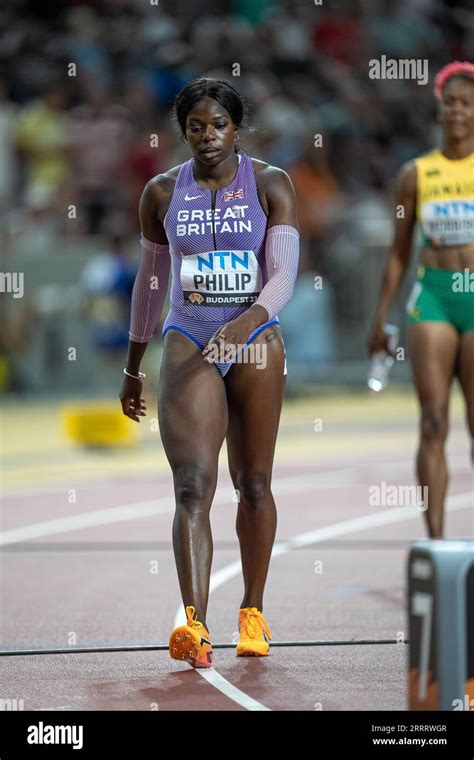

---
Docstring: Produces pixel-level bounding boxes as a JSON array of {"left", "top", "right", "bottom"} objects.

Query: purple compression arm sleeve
[
  {"left": 128, "top": 234, "right": 171, "bottom": 343},
  {"left": 253, "top": 224, "right": 300, "bottom": 322}
]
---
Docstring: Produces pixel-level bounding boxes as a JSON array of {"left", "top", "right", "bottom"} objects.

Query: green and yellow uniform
[{"left": 407, "top": 149, "right": 474, "bottom": 332}]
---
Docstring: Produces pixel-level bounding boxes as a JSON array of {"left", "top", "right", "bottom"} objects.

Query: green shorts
[{"left": 406, "top": 266, "right": 474, "bottom": 333}]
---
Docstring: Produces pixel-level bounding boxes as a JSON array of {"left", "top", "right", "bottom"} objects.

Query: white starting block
[{"left": 408, "top": 539, "right": 474, "bottom": 710}]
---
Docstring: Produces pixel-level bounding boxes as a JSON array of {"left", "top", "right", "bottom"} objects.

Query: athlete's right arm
[
  {"left": 120, "top": 179, "right": 171, "bottom": 422},
  {"left": 368, "top": 161, "right": 417, "bottom": 355}
]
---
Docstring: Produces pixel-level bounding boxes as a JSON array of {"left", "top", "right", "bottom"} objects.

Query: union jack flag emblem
[{"left": 223, "top": 188, "right": 244, "bottom": 202}]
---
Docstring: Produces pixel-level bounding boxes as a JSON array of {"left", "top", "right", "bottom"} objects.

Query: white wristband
[{"left": 123, "top": 368, "right": 146, "bottom": 380}]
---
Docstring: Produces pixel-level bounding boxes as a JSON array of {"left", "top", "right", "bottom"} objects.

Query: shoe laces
[
  {"left": 185, "top": 605, "right": 207, "bottom": 631},
  {"left": 240, "top": 607, "right": 272, "bottom": 640}
]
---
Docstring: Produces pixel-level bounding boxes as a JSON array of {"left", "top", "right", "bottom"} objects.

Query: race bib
[
  {"left": 420, "top": 200, "right": 474, "bottom": 246},
  {"left": 180, "top": 250, "right": 262, "bottom": 307}
]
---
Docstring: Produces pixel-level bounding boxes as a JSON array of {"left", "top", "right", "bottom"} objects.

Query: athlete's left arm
[
  {"left": 243, "top": 167, "right": 300, "bottom": 330},
  {"left": 202, "top": 168, "right": 300, "bottom": 362}
]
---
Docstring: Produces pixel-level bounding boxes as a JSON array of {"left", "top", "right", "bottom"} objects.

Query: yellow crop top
[{"left": 415, "top": 148, "right": 474, "bottom": 247}]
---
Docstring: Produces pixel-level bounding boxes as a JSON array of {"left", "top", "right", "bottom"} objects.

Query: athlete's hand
[
  {"left": 202, "top": 317, "right": 252, "bottom": 364},
  {"left": 119, "top": 376, "right": 147, "bottom": 422},
  {"left": 368, "top": 320, "right": 389, "bottom": 356}
]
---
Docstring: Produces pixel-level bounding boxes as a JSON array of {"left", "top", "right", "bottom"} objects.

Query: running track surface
[{"left": 1, "top": 388, "right": 472, "bottom": 711}]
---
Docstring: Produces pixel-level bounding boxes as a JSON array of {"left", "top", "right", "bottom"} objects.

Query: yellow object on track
[{"left": 61, "top": 402, "right": 138, "bottom": 447}]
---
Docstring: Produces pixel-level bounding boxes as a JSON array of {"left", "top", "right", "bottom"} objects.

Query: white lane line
[
  {"left": 2, "top": 461, "right": 471, "bottom": 547},
  {"left": 173, "top": 490, "right": 472, "bottom": 711},
  {"left": 1, "top": 459, "right": 471, "bottom": 710},
  {"left": 197, "top": 669, "right": 271, "bottom": 711},
  {"left": 0, "top": 499, "right": 174, "bottom": 547},
  {"left": 2, "top": 453, "right": 468, "bottom": 500},
  {"left": 0, "top": 468, "right": 359, "bottom": 547},
  {"left": 286, "top": 491, "right": 473, "bottom": 549}
]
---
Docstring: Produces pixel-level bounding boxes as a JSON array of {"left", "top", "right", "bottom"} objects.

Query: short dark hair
[{"left": 172, "top": 77, "right": 249, "bottom": 144}]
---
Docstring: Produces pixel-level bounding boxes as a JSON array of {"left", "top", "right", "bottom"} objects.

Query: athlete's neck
[
  {"left": 439, "top": 135, "right": 474, "bottom": 160},
  {"left": 192, "top": 151, "right": 239, "bottom": 189}
]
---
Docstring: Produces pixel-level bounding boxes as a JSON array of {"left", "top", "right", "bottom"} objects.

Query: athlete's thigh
[
  {"left": 158, "top": 330, "right": 228, "bottom": 468},
  {"left": 457, "top": 331, "right": 474, "bottom": 424},
  {"left": 407, "top": 322, "right": 460, "bottom": 409},
  {"left": 224, "top": 325, "right": 286, "bottom": 473}
]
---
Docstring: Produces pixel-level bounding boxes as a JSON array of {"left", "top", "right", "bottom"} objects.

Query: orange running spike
[{"left": 169, "top": 605, "right": 213, "bottom": 669}]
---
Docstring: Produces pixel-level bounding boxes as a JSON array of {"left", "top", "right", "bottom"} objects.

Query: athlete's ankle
[{"left": 240, "top": 601, "right": 263, "bottom": 611}]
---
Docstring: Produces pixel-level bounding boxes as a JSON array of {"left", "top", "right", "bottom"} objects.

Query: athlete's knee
[
  {"left": 235, "top": 472, "right": 271, "bottom": 509},
  {"left": 420, "top": 406, "right": 449, "bottom": 444},
  {"left": 173, "top": 464, "right": 214, "bottom": 512}
]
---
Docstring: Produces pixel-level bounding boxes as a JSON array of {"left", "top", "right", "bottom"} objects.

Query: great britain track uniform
[
  {"left": 406, "top": 149, "right": 474, "bottom": 333},
  {"left": 129, "top": 151, "right": 300, "bottom": 376}
]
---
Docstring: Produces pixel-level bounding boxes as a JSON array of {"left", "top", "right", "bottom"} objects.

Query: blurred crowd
[{"left": 1, "top": 0, "right": 472, "bottom": 391}]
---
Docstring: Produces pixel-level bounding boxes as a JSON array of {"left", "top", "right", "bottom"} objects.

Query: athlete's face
[
  {"left": 185, "top": 97, "right": 237, "bottom": 163},
  {"left": 439, "top": 78, "right": 474, "bottom": 141}
]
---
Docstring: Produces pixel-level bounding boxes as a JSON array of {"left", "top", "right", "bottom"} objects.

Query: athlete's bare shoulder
[
  {"left": 251, "top": 157, "right": 292, "bottom": 185},
  {"left": 250, "top": 157, "right": 296, "bottom": 217},
  {"left": 140, "top": 162, "right": 186, "bottom": 227},
  {"left": 144, "top": 163, "right": 183, "bottom": 201},
  {"left": 250, "top": 156, "right": 271, "bottom": 173}
]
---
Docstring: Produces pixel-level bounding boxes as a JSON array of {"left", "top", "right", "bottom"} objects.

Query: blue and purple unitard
[{"left": 129, "top": 151, "right": 300, "bottom": 376}]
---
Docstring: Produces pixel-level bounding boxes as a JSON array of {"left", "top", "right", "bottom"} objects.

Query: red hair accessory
[{"left": 434, "top": 61, "right": 474, "bottom": 100}]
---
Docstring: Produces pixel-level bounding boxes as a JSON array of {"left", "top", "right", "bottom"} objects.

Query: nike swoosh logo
[{"left": 184, "top": 193, "right": 203, "bottom": 201}]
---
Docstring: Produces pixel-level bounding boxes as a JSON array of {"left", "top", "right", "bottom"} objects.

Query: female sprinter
[
  {"left": 119, "top": 78, "right": 299, "bottom": 667},
  {"left": 369, "top": 61, "right": 474, "bottom": 539}
]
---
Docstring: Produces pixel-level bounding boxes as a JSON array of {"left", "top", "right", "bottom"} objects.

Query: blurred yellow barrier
[
  {"left": 0, "top": 356, "right": 9, "bottom": 393},
  {"left": 61, "top": 402, "right": 139, "bottom": 447}
]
